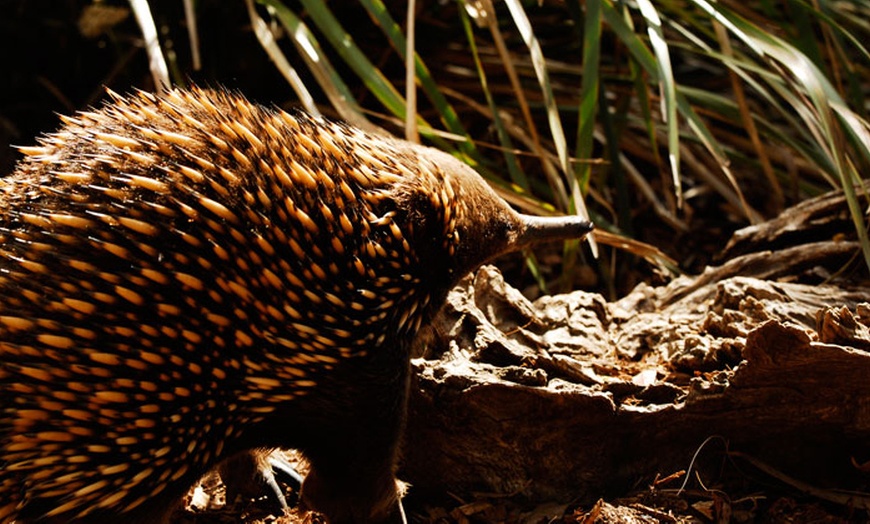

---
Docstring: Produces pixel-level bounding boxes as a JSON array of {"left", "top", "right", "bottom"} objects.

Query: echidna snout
[{"left": 0, "top": 87, "right": 592, "bottom": 524}]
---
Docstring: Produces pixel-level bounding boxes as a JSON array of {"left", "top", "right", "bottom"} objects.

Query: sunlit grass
[{"left": 145, "top": 0, "right": 870, "bottom": 291}]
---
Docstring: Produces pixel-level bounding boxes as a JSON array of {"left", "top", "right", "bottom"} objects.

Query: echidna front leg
[
  {"left": 300, "top": 458, "right": 406, "bottom": 524},
  {"left": 297, "top": 374, "right": 410, "bottom": 523}
]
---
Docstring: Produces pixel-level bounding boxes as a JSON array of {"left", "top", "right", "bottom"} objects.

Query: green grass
[{"left": 156, "top": 0, "right": 870, "bottom": 292}]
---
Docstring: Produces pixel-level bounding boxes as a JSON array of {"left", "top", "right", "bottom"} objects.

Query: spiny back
[{"left": 0, "top": 87, "right": 590, "bottom": 523}]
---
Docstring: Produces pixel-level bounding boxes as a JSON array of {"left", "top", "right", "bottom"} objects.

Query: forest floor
[{"left": 4, "top": 3, "right": 868, "bottom": 522}]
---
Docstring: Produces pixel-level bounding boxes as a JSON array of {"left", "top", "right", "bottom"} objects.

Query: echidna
[{"left": 0, "top": 88, "right": 593, "bottom": 523}]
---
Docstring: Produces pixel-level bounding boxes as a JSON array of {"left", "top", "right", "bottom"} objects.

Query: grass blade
[
  {"left": 457, "top": 4, "right": 529, "bottom": 189},
  {"left": 575, "top": 0, "right": 603, "bottom": 191},
  {"left": 404, "top": 0, "right": 418, "bottom": 142},
  {"left": 503, "top": 0, "right": 569, "bottom": 175},
  {"left": 713, "top": 22, "right": 783, "bottom": 211},
  {"left": 129, "top": 0, "right": 170, "bottom": 92},
  {"left": 294, "top": 0, "right": 406, "bottom": 119},
  {"left": 358, "top": 0, "right": 473, "bottom": 142},
  {"left": 256, "top": 0, "right": 375, "bottom": 125},
  {"left": 633, "top": 0, "right": 681, "bottom": 207}
]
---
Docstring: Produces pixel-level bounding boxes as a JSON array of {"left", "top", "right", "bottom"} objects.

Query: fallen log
[{"left": 404, "top": 189, "right": 870, "bottom": 510}]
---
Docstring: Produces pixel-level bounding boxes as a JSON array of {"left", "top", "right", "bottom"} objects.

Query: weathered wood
[
  {"left": 403, "top": 238, "right": 870, "bottom": 506},
  {"left": 720, "top": 183, "right": 861, "bottom": 261}
]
